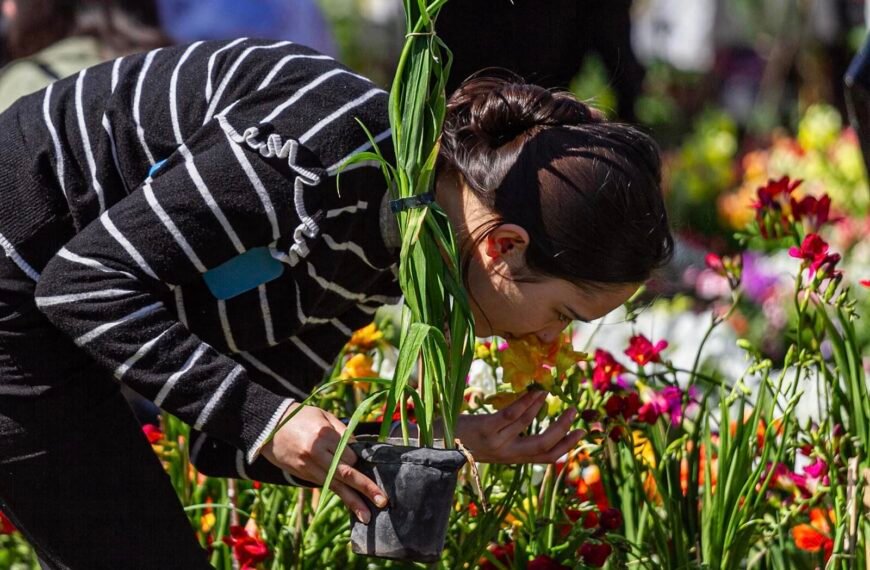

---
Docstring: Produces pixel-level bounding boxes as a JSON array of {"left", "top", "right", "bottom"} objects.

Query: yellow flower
[
  {"left": 200, "top": 512, "right": 216, "bottom": 534},
  {"left": 340, "top": 354, "right": 378, "bottom": 384},
  {"left": 500, "top": 334, "right": 586, "bottom": 393},
  {"left": 345, "top": 323, "right": 384, "bottom": 353},
  {"left": 485, "top": 391, "right": 522, "bottom": 410}
]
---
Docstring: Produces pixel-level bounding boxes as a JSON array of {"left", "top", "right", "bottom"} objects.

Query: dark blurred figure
[
  {"left": 156, "top": 0, "right": 337, "bottom": 58},
  {"left": 438, "top": 0, "right": 644, "bottom": 122},
  {"left": 0, "top": 0, "right": 168, "bottom": 112}
]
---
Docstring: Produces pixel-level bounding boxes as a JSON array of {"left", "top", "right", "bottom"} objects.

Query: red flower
[
  {"left": 790, "top": 194, "right": 833, "bottom": 230},
  {"left": 592, "top": 350, "right": 624, "bottom": 391},
  {"left": 528, "top": 554, "right": 570, "bottom": 569},
  {"left": 705, "top": 253, "right": 724, "bottom": 274},
  {"left": 752, "top": 177, "right": 802, "bottom": 210},
  {"left": 624, "top": 335, "right": 668, "bottom": 366},
  {"left": 637, "top": 402, "right": 661, "bottom": 424},
  {"left": 604, "top": 392, "right": 641, "bottom": 420},
  {"left": 141, "top": 424, "right": 163, "bottom": 444},
  {"left": 0, "top": 510, "right": 16, "bottom": 535},
  {"left": 578, "top": 542, "right": 613, "bottom": 567},
  {"left": 479, "top": 542, "right": 514, "bottom": 570},
  {"left": 222, "top": 525, "right": 270, "bottom": 570},
  {"left": 860, "top": 279, "right": 870, "bottom": 288},
  {"left": 468, "top": 502, "right": 479, "bottom": 517},
  {"left": 599, "top": 508, "right": 623, "bottom": 531},
  {"left": 788, "top": 234, "right": 841, "bottom": 277}
]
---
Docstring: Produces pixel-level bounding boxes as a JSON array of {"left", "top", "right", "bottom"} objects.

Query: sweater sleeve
[{"left": 33, "top": 109, "right": 320, "bottom": 463}]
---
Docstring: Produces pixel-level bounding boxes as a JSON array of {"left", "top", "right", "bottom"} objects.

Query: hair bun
[{"left": 447, "top": 70, "right": 600, "bottom": 148}]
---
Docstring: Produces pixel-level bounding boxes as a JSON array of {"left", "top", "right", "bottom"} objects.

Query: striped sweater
[{"left": 0, "top": 39, "right": 402, "bottom": 465}]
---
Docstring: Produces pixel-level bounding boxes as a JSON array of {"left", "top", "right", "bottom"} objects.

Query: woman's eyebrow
[{"left": 564, "top": 305, "right": 591, "bottom": 323}]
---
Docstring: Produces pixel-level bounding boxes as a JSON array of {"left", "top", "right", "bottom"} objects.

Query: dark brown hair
[
  {"left": 4, "top": 0, "right": 167, "bottom": 60},
  {"left": 437, "top": 70, "right": 674, "bottom": 289}
]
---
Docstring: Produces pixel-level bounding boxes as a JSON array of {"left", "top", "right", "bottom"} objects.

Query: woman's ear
[{"left": 484, "top": 224, "right": 530, "bottom": 268}]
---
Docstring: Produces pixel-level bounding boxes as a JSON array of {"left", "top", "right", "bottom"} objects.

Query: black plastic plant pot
[{"left": 348, "top": 437, "right": 467, "bottom": 563}]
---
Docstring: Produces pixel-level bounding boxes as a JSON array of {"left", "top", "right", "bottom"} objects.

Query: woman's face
[{"left": 465, "top": 224, "right": 639, "bottom": 341}]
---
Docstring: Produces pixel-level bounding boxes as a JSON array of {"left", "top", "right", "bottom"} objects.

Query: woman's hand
[
  {"left": 455, "top": 391, "right": 583, "bottom": 464},
  {"left": 259, "top": 402, "right": 387, "bottom": 523}
]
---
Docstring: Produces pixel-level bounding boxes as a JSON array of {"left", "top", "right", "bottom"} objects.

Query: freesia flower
[
  {"left": 340, "top": 353, "right": 378, "bottom": 383},
  {"left": 222, "top": 525, "right": 270, "bottom": 570},
  {"left": 578, "top": 541, "right": 613, "bottom": 567},
  {"left": 345, "top": 322, "right": 384, "bottom": 352},
  {"left": 790, "top": 193, "right": 834, "bottom": 230},
  {"left": 791, "top": 509, "right": 834, "bottom": 561},
  {"left": 479, "top": 542, "right": 514, "bottom": 570},
  {"left": 141, "top": 424, "right": 163, "bottom": 444},
  {"left": 604, "top": 391, "right": 641, "bottom": 420},
  {"left": 788, "top": 233, "right": 841, "bottom": 277},
  {"left": 598, "top": 507, "right": 623, "bottom": 531},
  {"left": 624, "top": 334, "right": 668, "bottom": 366},
  {"left": 752, "top": 176, "right": 802, "bottom": 209},
  {"left": 637, "top": 386, "right": 695, "bottom": 426},
  {"left": 591, "top": 349, "right": 624, "bottom": 391},
  {"left": 860, "top": 279, "right": 870, "bottom": 288}
]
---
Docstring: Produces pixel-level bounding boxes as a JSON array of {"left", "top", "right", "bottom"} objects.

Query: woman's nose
[{"left": 535, "top": 321, "right": 569, "bottom": 344}]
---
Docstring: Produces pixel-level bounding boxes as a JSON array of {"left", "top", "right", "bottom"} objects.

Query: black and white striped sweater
[{"left": 0, "top": 39, "right": 402, "bottom": 464}]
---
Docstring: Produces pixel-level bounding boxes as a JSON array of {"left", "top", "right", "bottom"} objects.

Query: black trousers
[{"left": 0, "top": 253, "right": 212, "bottom": 569}]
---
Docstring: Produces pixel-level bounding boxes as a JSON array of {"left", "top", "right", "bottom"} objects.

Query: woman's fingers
[
  {"left": 527, "top": 429, "right": 585, "bottom": 464},
  {"left": 315, "top": 443, "right": 388, "bottom": 512},
  {"left": 329, "top": 478, "right": 373, "bottom": 524},
  {"left": 494, "top": 391, "right": 548, "bottom": 440},
  {"left": 504, "top": 408, "right": 578, "bottom": 460}
]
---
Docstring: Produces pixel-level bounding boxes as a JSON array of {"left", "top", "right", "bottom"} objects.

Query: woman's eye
[{"left": 558, "top": 313, "right": 570, "bottom": 324}]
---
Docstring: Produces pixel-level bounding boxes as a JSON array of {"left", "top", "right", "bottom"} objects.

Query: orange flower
[
  {"left": 345, "top": 323, "right": 384, "bottom": 353},
  {"left": 340, "top": 353, "right": 378, "bottom": 384},
  {"left": 501, "top": 335, "right": 585, "bottom": 393},
  {"left": 792, "top": 508, "right": 834, "bottom": 561}
]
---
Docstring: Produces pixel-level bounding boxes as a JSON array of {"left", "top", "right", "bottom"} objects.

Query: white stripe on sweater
[
  {"left": 115, "top": 328, "right": 171, "bottom": 379},
  {"left": 235, "top": 450, "right": 250, "bottom": 479},
  {"left": 205, "top": 38, "right": 247, "bottom": 102},
  {"left": 306, "top": 262, "right": 393, "bottom": 304},
  {"left": 325, "top": 128, "right": 392, "bottom": 175},
  {"left": 322, "top": 234, "right": 378, "bottom": 269},
  {"left": 238, "top": 352, "right": 308, "bottom": 399},
  {"left": 170, "top": 41, "right": 204, "bottom": 144},
  {"left": 299, "top": 88, "right": 383, "bottom": 144},
  {"left": 57, "top": 247, "right": 136, "bottom": 279},
  {"left": 330, "top": 318, "right": 353, "bottom": 337},
  {"left": 217, "top": 299, "right": 239, "bottom": 352},
  {"left": 194, "top": 364, "right": 244, "bottom": 430},
  {"left": 42, "top": 84, "right": 67, "bottom": 201},
  {"left": 110, "top": 57, "right": 123, "bottom": 92},
  {"left": 143, "top": 182, "right": 206, "bottom": 271},
  {"left": 295, "top": 283, "right": 330, "bottom": 327},
  {"left": 257, "top": 284, "right": 277, "bottom": 346},
  {"left": 258, "top": 54, "right": 333, "bottom": 90},
  {"left": 260, "top": 68, "right": 371, "bottom": 124},
  {"left": 204, "top": 41, "right": 292, "bottom": 124},
  {"left": 154, "top": 343, "right": 209, "bottom": 406},
  {"left": 290, "top": 336, "right": 330, "bottom": 371},
  {"left": 75, "top": 70, "right": 107, "bottom": 213},
  {"left": 134, "top": 49, "right": 161, "bottom": 165},
  {"left": 179, "top": 144, "right": 246, "bottom": 253},
  {"left": 325, "top": 201, "right": 368, "bottom": 218},
  {"left": 100, "top": 212, "right": 159, "bottom": 280},
  {"left": 219, "top": 125, "right": 280, "bottom": 240},
  {"left": 35, "top": 288, "right": 134, "bottom": 307},
  {"left": 246, "top": 397, "right": 294, "bottom": 464},
  {"left": 75, "top": 301, "right": 163, "bottom": 346},
  {"left": 174, "top": 286, "right": 188, "bottom": 327}
]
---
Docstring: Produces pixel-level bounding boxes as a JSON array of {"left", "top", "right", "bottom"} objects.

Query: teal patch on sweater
[{"left": 203, "top": 247, "right": 284, "bottom": 300}]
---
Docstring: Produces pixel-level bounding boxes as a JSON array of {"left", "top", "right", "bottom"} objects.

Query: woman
[{"left": 0, "top": 40, "right": 672, "bottom": 568}]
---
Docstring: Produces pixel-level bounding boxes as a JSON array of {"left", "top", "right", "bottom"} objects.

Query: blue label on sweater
[{"left": 202, "top": 247, "right": 285, "bottom": 300}]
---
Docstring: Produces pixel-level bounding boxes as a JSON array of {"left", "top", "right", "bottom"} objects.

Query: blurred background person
[
  {"left": 155, "top": 0, "right": 338, "bottom": 58},
  {"left": 0, "top": 0, "right": 168, "bottom": 113}
]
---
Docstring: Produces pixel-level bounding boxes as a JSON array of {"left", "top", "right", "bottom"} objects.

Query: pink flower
[
  {"left": 592, "top": 349, "right": 624, "bottom": 392},
  {"left": 141, "top": 424, "right": 163, "bottom": 444},
  {"left": 638, "top": 386, "right": 694, "bottom": 426},
  {"left": 788, "top": 234, "right": 841, "bottom": 277},
  {"left": 624, "top": 334, "right": 668, "bottom": 366}
]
